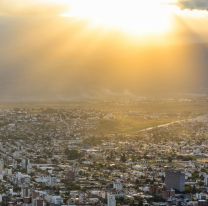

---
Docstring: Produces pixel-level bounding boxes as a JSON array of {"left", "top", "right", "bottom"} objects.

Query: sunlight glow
[{"left": 61, "top": 0, "right": 177, "bottom": 36}]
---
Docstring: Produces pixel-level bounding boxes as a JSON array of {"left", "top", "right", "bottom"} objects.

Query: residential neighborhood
[{"left": 0, "top": 98, "right": 207, "bottom": 206}]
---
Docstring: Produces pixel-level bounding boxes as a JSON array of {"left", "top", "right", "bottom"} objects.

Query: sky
[{"left": 0, "top": 0, "right": 208, "bottom": 101}]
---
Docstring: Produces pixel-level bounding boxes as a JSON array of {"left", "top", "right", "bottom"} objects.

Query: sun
[{"left": 61, "top": 0, "right": 177, "bottom": 36}]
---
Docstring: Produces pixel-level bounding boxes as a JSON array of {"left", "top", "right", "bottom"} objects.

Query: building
[
  {"left": 204, "top": 174, "right": 208, "bottom": 187},
  {"left": 165, "top": 170, "right": 185, "bottom": 192},
  {"left": 51, "top": 196, "right": 63, "bottom": 205},
  {"left": 21, "top": 187, "right": 31, "bottom": 198},
  {"left": 0, "top": 160, "right": 4, "bottom": 172},
  {"left": 32, "top": 198, "right": 46, "bottom": 206},
  {"left": 21, "top": 159, "right": 32, "bottom": 173},
  {"left": 107, "top": 194, "right": 116, "bottom": 206},
  {"left": 113, "top": 179, "right": 123, "bottom": 191},
  {"left": 162, "top": 189, "right": 175, "bottom": 200}
]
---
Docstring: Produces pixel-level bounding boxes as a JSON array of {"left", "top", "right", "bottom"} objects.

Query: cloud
[
  {"left": 0, "top": 0, "right": 208, "bottom": 100},
  {"left": 179, "top": 0, "right": 208, "bottom": 10},
  {"left": 0, "top": 0, "right": 68, "bottom": 17}
]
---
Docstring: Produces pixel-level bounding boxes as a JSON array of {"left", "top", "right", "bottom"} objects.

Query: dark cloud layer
[{"left": 179, "top": 0, "right": 208, "bottom": 10}]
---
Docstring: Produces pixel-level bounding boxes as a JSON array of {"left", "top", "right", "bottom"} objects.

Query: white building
[
  {"left": 13, "top": 172, "right": 31, "bottom": 187},
  {"left": 113, "top": 180, "right": 123, "bottom": 191},
  {"left": 35, "top": 176, "right": 59, "bottom": 186},
  {"left": 51, "top": 196, "right": 63, "bottom": 205},
  {"left": 107, "top": 194, "right": 116, "bottom": 206}
]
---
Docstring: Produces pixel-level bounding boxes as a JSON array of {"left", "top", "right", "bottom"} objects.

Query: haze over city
[
  {"left": 0, "top": 0, "right": 208, "bottom": 100},
  {"left": 0, "top": 1, "right": 208, "bottom": 206}
]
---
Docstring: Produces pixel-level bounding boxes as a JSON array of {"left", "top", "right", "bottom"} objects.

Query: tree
[
  {"left": 65, "top": 149, "right": 82, "bottom": 160},
  {"left": 120, "top": 154, "right": 127, "bottom": 162}
]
